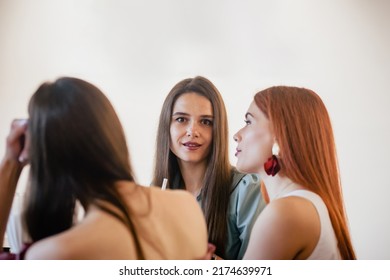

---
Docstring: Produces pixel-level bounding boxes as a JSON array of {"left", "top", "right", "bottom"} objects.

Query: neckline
[{"left": 273, "top": 181, "right": 303, "bottom": 200}]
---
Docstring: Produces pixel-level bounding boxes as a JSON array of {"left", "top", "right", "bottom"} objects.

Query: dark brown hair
[
  {"left": 25, "top": 77, "right": 144, "bottom": 258},
  {"left": 152, "top": 76, "right": 231, "bottom": 258}
]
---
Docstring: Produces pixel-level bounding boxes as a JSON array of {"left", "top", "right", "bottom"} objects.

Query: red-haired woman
[{"left": 234, "top": 86, "right": 356, "bottom": 259}]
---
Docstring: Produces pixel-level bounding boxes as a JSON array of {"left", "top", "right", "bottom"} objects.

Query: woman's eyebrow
[
  {"left": 172, "top": 112, "right": 189, "bottom": 116},
  {"left": 245, "top": 112, "right": 254, "bottom": 118},
  {"left": 172, "top": 112, "right": 213, "bottom": 118}
]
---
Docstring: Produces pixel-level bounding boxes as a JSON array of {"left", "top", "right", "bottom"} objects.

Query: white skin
[
  {"left": 233, "top": 101, "right": 321, "bottom": 260},
  {"left": 170, "top": 92, "right": 213, "bottom": 196},
  {"left": 233, "top": 101, "right": 274, "bottom": 175}
]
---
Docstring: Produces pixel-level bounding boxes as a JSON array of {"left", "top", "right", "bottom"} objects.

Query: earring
[{"left": 264, "top": 142, "right": 281, "bottom": 176}]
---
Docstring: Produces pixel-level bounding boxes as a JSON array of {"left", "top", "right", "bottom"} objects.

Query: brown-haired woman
[
  {"left": 234, "top": 86, "right": 356, "bottom": 259},
  {"left": 0, "top": 77, "right": 210, "bottom": 259},
  {"left": 152, "top": 76, "right": 265, "bottom": 260}
]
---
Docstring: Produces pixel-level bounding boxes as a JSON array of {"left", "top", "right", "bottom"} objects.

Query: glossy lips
[{"left": 183, "top": 141, "right": 201, "bottom": 150}]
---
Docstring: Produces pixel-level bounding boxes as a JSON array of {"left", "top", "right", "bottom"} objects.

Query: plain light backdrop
[{"left": 0, "top": 0, "right": 389, "bottom": 259}]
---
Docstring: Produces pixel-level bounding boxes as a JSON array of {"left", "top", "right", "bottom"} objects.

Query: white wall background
[{"left": 0, "top": 0, "right": 389, "bottom": 259}]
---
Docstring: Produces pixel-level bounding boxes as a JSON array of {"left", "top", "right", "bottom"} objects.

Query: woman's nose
[{"left": 186, "top": 123, "right": 199, "bottom": 137}]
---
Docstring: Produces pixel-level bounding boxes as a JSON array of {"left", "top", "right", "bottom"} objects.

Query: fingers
[
  {"left": 18, "top": 135, "right": 30, "bottom": 164},
  {"left": 205, "top": 243, "right": 216, "bottom": 260},
  {"left": 5, "top": 119, "right": 29, "bottom": 163},
  {"left": 8, "top": 119, "right": 28, "bottom": 142},
  {"left": 207, "top": 243, "right": 216, "bottom": 254}
]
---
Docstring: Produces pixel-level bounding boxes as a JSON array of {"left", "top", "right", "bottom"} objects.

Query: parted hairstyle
[
  {"left": 24, "top": 77, "right": 144, "bottom": 258},
  {"left": 152, "top": 76, "right": 231, "bottom": 258},
  {"left": 255, "top": 86, "right": 356, "bottom": 259}
]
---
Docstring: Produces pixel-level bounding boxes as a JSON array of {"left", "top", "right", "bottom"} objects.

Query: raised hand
[{"left": 4, "top": 119, "right": 29, "bottom": 165}]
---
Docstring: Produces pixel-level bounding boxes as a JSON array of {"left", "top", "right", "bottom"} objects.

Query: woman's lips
[{"left": 183, "top": 142, "right": 201, "bottom": 150}]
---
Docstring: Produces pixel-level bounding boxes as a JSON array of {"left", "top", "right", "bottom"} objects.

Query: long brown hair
[
  {"left": 254, "top": 86, "right": 356, "bottom": 259},
  {"left": 25, "top": 77, "right": 144, "bottom": 259},
  {"left": 152, "top": 76, "right": 231, "bottom": 258}
]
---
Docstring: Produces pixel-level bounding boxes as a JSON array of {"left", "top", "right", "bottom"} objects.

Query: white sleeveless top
[{"left": 280, "top": 190, "right": 341, "bottom": 260}]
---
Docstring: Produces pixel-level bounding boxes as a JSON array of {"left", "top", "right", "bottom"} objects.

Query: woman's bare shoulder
[
  {"left": 25, "top": 209, "right": 136, "bottom": 259},
  {"left": 149, "top": 186, "right": 197, "bottom": 204},
  {"left": 25, "top": 232, "right": 81, "bottom": 259},
  {"left": 245, "top": 196, "right": 320, "bottom": 259},
  {"left": 138, "top": 186, "right": 208, "bottom": 259},
  {"left": 258, "top": 196, "right": 319, "bottom": 234}
]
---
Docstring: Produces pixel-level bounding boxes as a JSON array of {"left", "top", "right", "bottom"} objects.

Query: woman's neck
[
  {"left": 262, "top": 175, "right": 303, "bottom": 202},
  {"left": 178, "top": 161, "right": 207, "bottom": 197}
]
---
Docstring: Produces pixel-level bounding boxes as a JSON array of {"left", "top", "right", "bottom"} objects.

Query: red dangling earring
[{"left": 264, "top": 142, "right": 281, "bottom": 176}]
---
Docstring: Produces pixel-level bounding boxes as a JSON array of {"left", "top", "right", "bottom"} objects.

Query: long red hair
[{"left": 254, "top": 86, "right": 356, "bottom": 259}]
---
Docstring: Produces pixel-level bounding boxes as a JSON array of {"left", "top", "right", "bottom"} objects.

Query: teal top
[{"left": 196, "top": 170, "right": 264, "bottom": 260}]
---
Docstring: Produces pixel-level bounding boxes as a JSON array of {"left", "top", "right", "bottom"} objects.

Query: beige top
[{"left": 24, "top": 182, "right": 208, "bottom": 260}]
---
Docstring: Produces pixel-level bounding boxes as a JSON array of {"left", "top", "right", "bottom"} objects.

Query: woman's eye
[
  {"left": 201, "top": 119, "right": 213, "bottom": 126},
  {"left": 244, "top": 119, "right": 251, "bottom": 126},
  {"left": 175, "top": 117, "right": 186, "bottom": 123}
]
